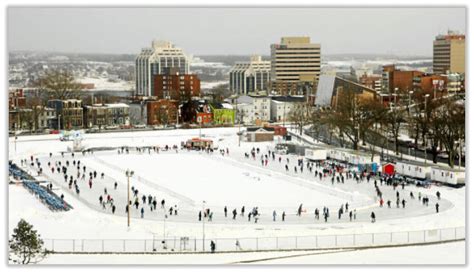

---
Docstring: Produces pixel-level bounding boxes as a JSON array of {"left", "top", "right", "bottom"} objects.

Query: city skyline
[{"left": 8, "top": 7, "right": 466, "bottom": 56}]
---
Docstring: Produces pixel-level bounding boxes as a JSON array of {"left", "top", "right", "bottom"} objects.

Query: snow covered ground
[
  {"left": 40, "top": 241, "right": 465, "bottom": 264},
  {"left": 8, "top": 127, "right": 465, "bottom": 263}
]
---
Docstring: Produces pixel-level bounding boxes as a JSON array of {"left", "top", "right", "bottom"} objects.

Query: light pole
[
  {"left": 14, "top": 132, "right": 18, "bottom": 154},
  {"left": 125, "top": 169, "right": 134, "bottom": 228},
  {"left": 202, "top": 200, "right": 206, "bottom": 252},
  {"left": 424, "top": 94, "right": 430, "bottom": 166},
  {"left": 163, "top": 207, "right": 167, "bottom": 242}
]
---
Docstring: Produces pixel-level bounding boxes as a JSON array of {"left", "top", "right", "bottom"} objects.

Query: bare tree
[
  {"left": 288, "top": 102, "right": 313, "bottom": 135},
  {"left": 35, "top": 69, "right": 82, "bottom": 100}
]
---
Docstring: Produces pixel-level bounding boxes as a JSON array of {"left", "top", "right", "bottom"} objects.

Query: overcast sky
[{"left": 8, "top": 7, "right": 466, "bottom": 56}]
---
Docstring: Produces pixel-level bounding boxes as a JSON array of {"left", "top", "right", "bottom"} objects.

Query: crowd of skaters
[
  {"left": 240, "top": 146, "right": 444, "bottom": 223},
  {"left": 20, "top": 143, "right": 444, "bottom": 226},
  {"left": 24, "top": 150, "right": 183, "bottom": 221}
]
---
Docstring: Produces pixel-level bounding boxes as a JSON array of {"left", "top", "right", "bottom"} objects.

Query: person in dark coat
[{"left": 210, "top": 240, "right": 216, "bottom": 253}]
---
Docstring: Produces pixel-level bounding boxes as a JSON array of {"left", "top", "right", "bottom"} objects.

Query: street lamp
[
  {"left": 163, "top": 207, "right": 167, "bottom": 244},
  {"left": 423, "top": 94, "right": 430, "bottom": 166},
  {"left": 125, "top": 169, "right": 134, "bottom": 227},
  {"left": 202, "top": 200, "right": 206, "bottom": 252}
]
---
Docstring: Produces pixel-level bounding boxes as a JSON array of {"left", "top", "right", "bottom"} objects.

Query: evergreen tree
[{"left": 9, "top": 219, "right": 47, "bottom": 264}]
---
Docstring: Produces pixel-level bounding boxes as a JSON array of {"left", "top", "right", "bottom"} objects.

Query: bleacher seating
[{"left": 9, "top": 162, "right": 72, "bottom": 211}]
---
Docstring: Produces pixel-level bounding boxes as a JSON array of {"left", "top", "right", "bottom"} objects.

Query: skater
[
  {"left": 235, "top": 240, "right": 242, "bottom": 251},
  {"left": 112, "top": 205, "right": 116, "bottom": 214},
  {"left": 141, "top": 207, "right": 144, "bottom": 218},
  {"left": 248, "top": 212, "right": 252, "bottom": 222},
  {"left": 272, "top": 210, "right": 277, "bottom": 221},
  {"left": 370, "top": 212, "right": 376, "bottom": 223},
  {"left": 232, "top": 209, "right": 237, "bottom": 220},
  {"left": 282, "top": 211, "right": 286, "bottom": 222},
  {"left": 210, "top": 240, "right": 216, "bottom": 253},
  {"left": 436, "top": 191, "right": 441, "bottom": 200},
  {"left": 314, "top": 208, "right": 319, "bottom": 220},
  {"left": 435, "top": 203, "right": 440, "bottom": 213},
  {"left": 297, "top": 204, "right": 303, "bottom": 216},
  {"left": 114, "top": 182, "right": 118, "bottom": 190},
  {"left": 198, "top": 211, "right": 202, "bottom": 221},
  {"left": 349, "top": 211, "right": 353, "bottom": 221},
  {"left": 208, "top": 212, "right": 213, "bottom": 221},
  {"left": 224, "top": 206, "right": 228, "bottom": 218},
  {"left": 241, "top": 206, "right": 245, "bottom": 217}
]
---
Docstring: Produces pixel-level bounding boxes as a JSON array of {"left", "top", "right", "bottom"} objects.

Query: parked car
[
  {"left": 105, "top": 125, "right": 119, "bottom": 130},
  {"left": 134, "top": 124, "right": 146, "bottom": 129}
]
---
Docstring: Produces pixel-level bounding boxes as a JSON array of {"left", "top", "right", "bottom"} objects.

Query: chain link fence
[{"left": 43, "top": 226, "right": 464, "bottom": 253}]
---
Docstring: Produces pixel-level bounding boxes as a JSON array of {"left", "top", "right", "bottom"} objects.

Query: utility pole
[
  {"left": 126, "top": 169, "right": 134, "bottom": 228},
  {"left": 424, "top": 94, "right": 430, "bottom": 166},
  {"left": 202, "top": 200, "right": 206, "bottom": 252}
]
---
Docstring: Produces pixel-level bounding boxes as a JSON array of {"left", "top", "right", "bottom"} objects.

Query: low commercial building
[{"left": 245, "top": 127, "right": 275, "bottom": 142}]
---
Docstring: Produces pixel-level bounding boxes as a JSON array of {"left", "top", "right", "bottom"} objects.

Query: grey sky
[{"left": 8, "top": 7, "right": 466, "bottom": 56}]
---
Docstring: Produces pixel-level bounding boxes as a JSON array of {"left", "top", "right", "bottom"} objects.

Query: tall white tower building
[{"left": 135, "top": 40, "right": 190, "bottom": 96}]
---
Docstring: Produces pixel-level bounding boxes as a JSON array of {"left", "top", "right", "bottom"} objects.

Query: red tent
[{"left": 382, "top": 163, "right": 395, "bottom": 176}]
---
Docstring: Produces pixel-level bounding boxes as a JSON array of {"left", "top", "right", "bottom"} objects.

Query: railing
[{"left": 43, "top": 226, "right": 464, "bottom": 253}]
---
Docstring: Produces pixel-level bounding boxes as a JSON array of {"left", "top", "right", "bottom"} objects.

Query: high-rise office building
[
  {"left": 433, "top": 31, "right": 465, "bottom": 75},
  {"left": 270, "top": 37, "right": 321, "bottom": 95},
  {"left": 135, "top": 40, "right": 190, "bottom": 96},
  {"left": 229, "top": 55, "right": 271, "bottom": 95}
]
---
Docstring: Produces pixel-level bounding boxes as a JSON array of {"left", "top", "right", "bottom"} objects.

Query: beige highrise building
[
  {"left": 270, "top": 36, "right": 321, "bottom": 95},
  {"left": 433, "top": 31, "right": 465, "bottom": 75}
]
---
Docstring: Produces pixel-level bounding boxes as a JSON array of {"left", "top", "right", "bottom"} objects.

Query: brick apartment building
[
  {"left": 153, "top": 68, "right": 200, "bottom": 102},
  {"left": 146, "top": 99, "right": 179, "bottom": 126},
  {"left": 382, "top": 65, "right": 423, "bottom": 93}
]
